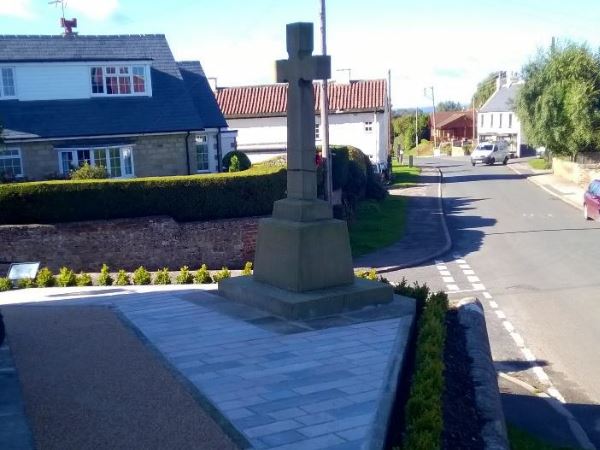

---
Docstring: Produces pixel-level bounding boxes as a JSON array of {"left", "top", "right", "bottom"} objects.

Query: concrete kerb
[
  {"left": 507, "top": 163, "right": 583, "bottom": 211},
  {"left": 456, "top": 297, "right": 510, "bottom": 450},
  {"left": 372, "top": 167, "right": 453, "bottom": 275}
]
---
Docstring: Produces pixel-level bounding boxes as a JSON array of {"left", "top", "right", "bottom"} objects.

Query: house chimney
[
  {"left": 207, "top": 77, "right": 218, "bottom": 92},
  {"left": 335, "top": 68, "right": 351, "bottom": 84},
  {"left": 495, "top": 71, "right": 507, "bottom": 90},
  {"left": 61, "top": 17, "right": 77, "bottom": 35}
]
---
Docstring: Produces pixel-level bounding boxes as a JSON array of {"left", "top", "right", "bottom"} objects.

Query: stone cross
[{"left": 276, "top": 23, "right": 331, "bottom": 201}]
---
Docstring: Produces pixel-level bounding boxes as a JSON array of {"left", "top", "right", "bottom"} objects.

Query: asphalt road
[{"left": 389, "top": 156, "right": 600, "bottom": 448}]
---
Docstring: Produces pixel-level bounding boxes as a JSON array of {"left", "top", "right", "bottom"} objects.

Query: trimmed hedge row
[{"left": 0, "top": 166, "right": 286, "bottom": 224}]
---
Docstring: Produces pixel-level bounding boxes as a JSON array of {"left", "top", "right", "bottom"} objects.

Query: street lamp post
[{"left": 319, "top": 0, "right": 333, "bottom": 204}]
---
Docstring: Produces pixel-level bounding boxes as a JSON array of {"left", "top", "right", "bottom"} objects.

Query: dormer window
[
  {"left": 0, "top": 67, "right": 16, "bottom": 98},
  {"left": 90, "top": 65, "right": 148, "bottom": 96}
]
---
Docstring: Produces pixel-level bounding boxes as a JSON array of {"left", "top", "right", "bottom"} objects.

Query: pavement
[
  {"left": 0, "top": 285, "right": 415, "bottom": 450},
  {"left": 354, "top": 166, "right": 450, "bottom": 272}
]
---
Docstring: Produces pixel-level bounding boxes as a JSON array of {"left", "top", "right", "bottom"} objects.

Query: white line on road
[
  {"left": 467, "top": 275, "right": 481, "bottom": 283},
  {"left": 436, "top": 265, "right": 447, "bottom": 270},
  {"left": 483, "top": 292, "right": 492, "bottom": 299},
  {"left": 489, "top": 301, "right": 499, "bottom": 309},
  {"left": 459, "top": 264, "right": 470, "bottom": 269},
  {"left": 455, "top": 259, "right": 466, "bottom": 264},
  {"left": 472, "top": 283, "right": 486, "bottom": 291},
  {"left": 463, "top": 269, "right": 475, "bottom": 275},
  {"left": 442, "top": 276, "right": 455, "bottom": 283},
  {"left": 446, "top": 284, "right": 459, "bottom": 291},
  {"left": 439, "top": 270, "right": 452, "bottom": 276},
  {"left": 510, "top": 332, "right": 525, "bottom": 348},
  {"left": 503, "top": 320, "right": 515, "bottom": 333},
  {"left": 522, "top": 347, "right": 536, "bottom": 362},
  {"left": 496, "top": 310, "right": 506, "bottom": 320}
]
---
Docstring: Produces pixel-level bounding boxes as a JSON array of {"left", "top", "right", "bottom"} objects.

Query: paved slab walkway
[{"left": 0, "top": 285, "right": 414, "bottom": 450}]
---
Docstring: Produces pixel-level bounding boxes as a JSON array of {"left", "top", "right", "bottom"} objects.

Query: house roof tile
[{"left": 216, "top": 79, "right": 387, "bottom": 118}]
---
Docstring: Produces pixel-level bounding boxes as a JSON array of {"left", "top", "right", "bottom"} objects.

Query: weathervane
[{"left": 48, "top": 0, "right": 77, "bottom": 35}]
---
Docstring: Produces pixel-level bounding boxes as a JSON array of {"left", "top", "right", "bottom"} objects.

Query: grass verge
[
  {"left": 528, "top": 158, "right": 552, "bottom": 170},
  {"left": 508, "top": 424, "right": 577, "bottom": 450},
  {"left": 391, "top": 163, "right": 421, "bottom": 189}
]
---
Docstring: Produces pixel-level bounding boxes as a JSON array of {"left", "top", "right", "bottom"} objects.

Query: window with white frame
[
  {"left": 90, "top": 65, "right": 148, "bottom": 96},
  {"left": 364, "top": 121, "right": 373, "bottom": 132},
  {"left": 58, "top": 146, "right": 134, "bottom": 178},
  {"left": 0, "top": 67, "right": 16, "bottom": 98},
  {"left": 508, "top": 113, "right": 513, "bottom": 128},
  {"left": 0, "top": 148, "right": 23, "bottom": 177},
  {"left": 196, "top": 135, "right": 209, "bottom": 171},
  {"left": 315, "top": 123, "right": 320, "bottom": 140},
  {"left": 499, "top": 113, "right": 503, "bottom": 128}
]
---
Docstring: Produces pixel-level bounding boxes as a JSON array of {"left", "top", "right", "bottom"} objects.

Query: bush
[
  {"left": 212, "top": 267, "right": 231, "bottom": 283},
  {"left": 98, "top": 264, "right": 113, "bottom": 286},
  {"left": 56, "top": 267, "right": 77, "bottom": 287},
  {"left": 242, "top": 261, "right": 253, "bottom": 276},
  {"left": 115, "top": 270, "right": 131, "bottom": 286},
  {"left": 0, "top": 166, "right": 285, "bottom": 225},
  {"left": 76, "top": 272, "right": 93, "bottom": 287},
  {"left": 229, "top": 155, "right": 241, "bottom": 172},
  {"left": 222, "top": 151, "right": 251, "bottom": 172},
  {"left": 0, "top": 277, "right": 12, "bottom": 291},
  {"left": 35, "top": 267, "right": 55, "bottom": 287},
  {"left": 402, "top": 291, "right": 448, "bottom": 450},
  {"left": 17, "top": 278, "right": 35, "bottom": 289},
  {"left": 70, "top": 162, "right": 108, "bottom": 180},
  {"left": 194, "top": 264, "right": 212, "bottom": 284},
  {"left": 175, "top": 266, "right": 194, "bottom": 284},
  {"left": 132, "top": 266, "right": 152, "bottom": 285},
  {"left": 355, "top": 268, "right": 378, "bottom": 281},
  {"left": 153, "top": 267, "right": 171, "bottom": 285},
  {"left": 394, "top": 278, "right": 431, "bottom": 319}
]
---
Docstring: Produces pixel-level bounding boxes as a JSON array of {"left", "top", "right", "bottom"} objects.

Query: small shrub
[
  {"left": 229, "top": 155, "right": 241, "bottom": 172},
  {"left": 355, "top": 268, "right": 378, "bottom": 281},
  {"left": 242, "top": 261, "right": 253, "bottom": 276},
  {"left": 115, "top": 270, "right": 131, "bottom": 286},
  {"left": 132, "top": 266, "right": 152, "bottom": 285},
  {"left": 98, "top": 264, "right": 113, "bottom": 286},
  {"left": 212, "top": 267, "right": 231, "bottom": 283},
  {"left": 35, "top": 267, "right": 56, "bottom": 287},
  {"left": 56, "top": 267, "right": 77, "bottom": 287},
  {"left": 394, "top": 277, "right": 431, "bottom": 318},
  {"left": 17, "top": 278, "right": 35, "bottom": 289},
  {"left": 222, "top": 150, "right": 251, "bottom": 172},
  {"left": 175, "top": 266, "right": 194, "bottom": 284},
  {"left": 193, "top": 264, "right": 213, "bottom": 284},
  {"left": 0, "top": 277, "right": 12, "bottom": 291},
  {"left": 76, "top": 272, "right": 93, "bottom": 287},
  {"left": 153, "top": 267, "right": 171, "bottom": 285},
  {"left": 70, "top": 162, "right": 108, "bottom": 180}
]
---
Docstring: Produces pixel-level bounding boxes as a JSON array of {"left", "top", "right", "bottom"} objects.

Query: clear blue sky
[{"left": 1, "top": 0, "right": 599, "bottom": 107}]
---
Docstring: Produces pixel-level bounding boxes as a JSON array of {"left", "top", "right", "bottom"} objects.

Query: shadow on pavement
[{"left": 494, "top": 359, "right": 549, "bottom": 372}]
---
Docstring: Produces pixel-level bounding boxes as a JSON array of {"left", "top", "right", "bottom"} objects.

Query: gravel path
[{"left": 3, "top": 305, "right": 238, "bottom": 450}]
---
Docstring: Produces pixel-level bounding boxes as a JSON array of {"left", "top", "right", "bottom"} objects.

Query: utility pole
[
  {"left": 415, "top": 107, "right": 418, "bottom": 148},
  {"left": 319, "top": 0, "right": 333, "bottom": 204},
  {"left": 425, "top": 86, "right": 437, "bottom": 149}
]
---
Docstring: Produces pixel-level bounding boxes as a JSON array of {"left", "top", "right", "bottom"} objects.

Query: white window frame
[
  {"left": 195, "top": 135, "right": 210, "bottom": 173},
  {"left": 364, "top": 121, "right": 373, "bottom": 133},
  {"left": 57, "top": 145, "right": 135, "bottom": 178},
  {"left": 0, "top": 147, "right": 24, "bottom": 178},
  {"left": 90, "top": 64, "right": 150, "bottom": 97},
  {"left": 499, "top": 113, "right": 503, "bottom": 128},
  {"left": 0, "top": 66, "right": 17, "bottom": 99},
  {"left": 508, "top": 113, "right": 513, "bottom": 128}
]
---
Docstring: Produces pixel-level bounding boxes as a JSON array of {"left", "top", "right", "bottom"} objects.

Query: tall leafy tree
[
  {"left": 436, "top": 101, "right": 463, "bottom": 112},
  {"left": 472, "top": 72, "right": 500, "bottom": 109},
  {"left": 516, "top": 42, "right": 600, "bottom": 160},
  {"left": 392, "top": 112, "right": 430, "bottom": 151}
]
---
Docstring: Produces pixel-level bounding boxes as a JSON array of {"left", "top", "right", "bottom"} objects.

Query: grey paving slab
[{"left": 0, "top": 285, "right": 415, "bottom": 449}]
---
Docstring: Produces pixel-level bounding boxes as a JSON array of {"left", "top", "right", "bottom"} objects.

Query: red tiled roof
[
  {"left": 216, "top": 79, "right": 387, "bottom": 118},
  {"left": 430, "top": 110, "right": 475, "bottom": 129}
]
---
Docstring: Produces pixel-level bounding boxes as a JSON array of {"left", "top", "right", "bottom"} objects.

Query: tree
[
  {"left": 472, "top": 72, "right": 500, "bottom": 109},
  {"left": 436, "top": 101, "right": 463, "bottom": 112},
  {"left": 516, "top": 42, "right": 600, "bottom": 160},
  {"left": 392, "top": 112, "right": 430, "bottom": 151}
]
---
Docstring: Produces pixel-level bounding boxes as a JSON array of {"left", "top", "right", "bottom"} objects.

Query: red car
[{"left": 584, "top": 179, "right": 600, "bottom": 221}]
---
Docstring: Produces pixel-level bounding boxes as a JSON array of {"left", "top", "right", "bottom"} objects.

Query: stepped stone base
[{"left": 218, "top": 276, "right": 394, "bottom": 320}]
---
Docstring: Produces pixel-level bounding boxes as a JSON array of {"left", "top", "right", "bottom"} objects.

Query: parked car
[
  {"left": 584, "top": 179, "right": 600, "bottom": 221},
  {"left": 471, "top": 141, "right": 510, "bottom": 166}
]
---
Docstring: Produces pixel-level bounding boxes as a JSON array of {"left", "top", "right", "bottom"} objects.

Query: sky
[{"left": 1, "top": 0, "right": 599, "bottom": 107}]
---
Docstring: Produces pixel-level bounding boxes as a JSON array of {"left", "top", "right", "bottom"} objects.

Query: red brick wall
[{"left": 0, "top": 216, "right": 261, "bottom": 272}]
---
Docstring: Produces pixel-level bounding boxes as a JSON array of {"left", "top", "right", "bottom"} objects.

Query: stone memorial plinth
[{"left": 219, "top": 22, "right": 392, "bottom": 319}]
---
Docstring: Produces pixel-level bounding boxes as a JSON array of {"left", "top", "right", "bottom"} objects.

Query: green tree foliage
[
  {"left": 176, "top": 266, "right": 194, "bottom": 284},
  {"left": 516, "top": 42, "right": 600, "bottom": 160},
  {"left": 98, "top": 264, "right": 114, "bottom": 286},
  {"left": 472, "top": 72, "right": 500, "bottom": 109},
  {"left": 56, "top": 267, "right": 77, "bottom": 287},
  {"left": 436, "top": 101, "right": 463, "bottom": 112},
  {"left": 222, "top": 150, "right": 251, "bottom": 172},
  {"left": 115, "top": 270, "right": 131, "bottom": 286},
  {"left": 132, "top": 266, "right": 152, "bottom": 285},
  {"left": 392, "top": 113, "right": 430, "bottom": 151},
  {"left": 228, "top": 155, "right": 241, "bottom": 172},
  {"left": 193, "top": 264, "right": 213, "bottom": 284}
]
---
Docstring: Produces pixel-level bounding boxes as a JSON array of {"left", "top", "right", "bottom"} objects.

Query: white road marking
[
  {"left": 459, "top": 264, "right": 471, "bottom": 269},
  {"left": 503, "top": 321, "right": 515, "bottom": 333},
  {"left": 434, "top": 260, "right": 443, "bottom": 265},
  {"left": 467, "top": 275, "right": 481, "bottom": 283},
  {"left": 463, "top": 269, "right": 475, "bottom": 275},
  {"left": 455, "top": 259, "right": 466, "bottom": 264},
  {"left": 548, "top": 387, "right": 566, "bottom": 404},
  {"left": 533, "top": 366, "right": 551, "bottom": 384},
  {"left": 472, "top": 283, "right": 486, "bottom": 291},
  {"left": 446, "top": 284, "right": 459, "bottom": 291},
  {"left": 439, "top": 270, "right": 452, "bottom": 276},
  {"left": 436, "top": 265, "right": 447, "bottom": 270},
  {"left": 483, "top": 292, "right": 492, "bottom": 299},
  {"left": 489, "top": 301, "right": 499, "bottom": 309},
  {"left": 522, "top": 347, "right": 536, "bottom": 362},
  {"left": 442, "top": 276, "right": 455, "bottom": 283},
  {"left": 496, "top": 310, "right": 506, "bottom": 319},
  {"left": 510, "top": 332, "right": 525, "bottom": 348}
]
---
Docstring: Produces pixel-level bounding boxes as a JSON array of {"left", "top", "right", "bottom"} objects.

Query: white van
[{"left": 471, "top": 141, "right": 510, "bottom": 166}]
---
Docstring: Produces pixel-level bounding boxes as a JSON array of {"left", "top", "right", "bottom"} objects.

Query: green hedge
[{"left": 0, "top": 166, "right": 286, "bottom": 224}]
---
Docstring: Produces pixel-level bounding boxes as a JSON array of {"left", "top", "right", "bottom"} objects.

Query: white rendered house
[
  {"left": 216, "top": 79, "right": 391, "bottom": 168},
  {"left": 477, "top": 72, "right": 527, "bottom": 157}
]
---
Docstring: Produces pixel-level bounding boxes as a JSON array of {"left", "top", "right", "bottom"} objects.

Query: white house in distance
[
  {"left": 477, "top": 72, "right": 527, "bottom": 157},
  {"left": 215, "top": 77, "right": 391, "bottom": 169}
]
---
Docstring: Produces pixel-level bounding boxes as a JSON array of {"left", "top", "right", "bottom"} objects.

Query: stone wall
[
  {"left": 0, "top": 216, "right": 260, "bottom": 272},
  {"left": 552, "top": 158, "right": 600, "bottom": 189}
]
